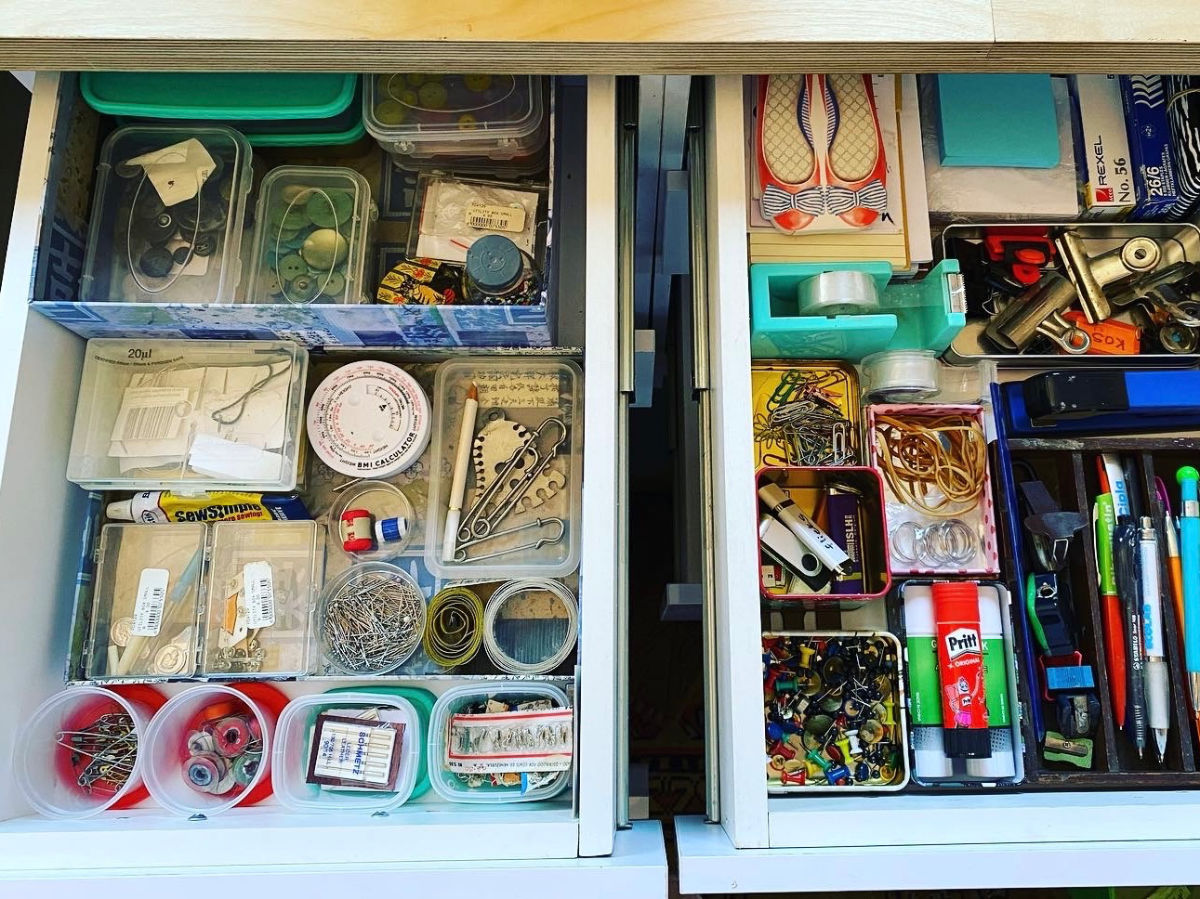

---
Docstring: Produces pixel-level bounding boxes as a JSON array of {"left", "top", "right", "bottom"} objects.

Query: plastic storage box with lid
[
  {"left": 79, "top": 124, "right": 253, "bottom": 304},
  {"left": 199, "top": 520, "right": 324, "bottom": 677},
  {"left": 428, "top": 682, "right": 571, "bottom": 804},
  {"left": 271, "top": 689, "right": 424, "bottom": 812},
  {"left": 84, "top": 523, "right": 207, "bottom": 681},
  {"left": 29, "top": 73, "right": 557, "bottom": 348},
  {"left": 364, "top": 74, "right": 548, "bottom": 165},
  {"left": 245, "top": 165, "right": 377, "bottom": 305},
  {"left": 79, "top": 72, "right": 365, "bottom": 147},
  {"left": 424, "top": 357, "right": 583, "bottom": 580},
  {"left": 65, "top": 339, "right": 308, "bottom": 492}
]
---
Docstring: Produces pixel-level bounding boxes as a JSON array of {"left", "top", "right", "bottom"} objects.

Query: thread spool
[
  {"left": 340, "top": 509, "right": 376, "bottom": 553},
  {"left": 213, "top": 716, "right": 251, "bottom": 758},
  {"left": 186, "top": 754, "right": 225, "bottom": 794},
  {"left": 862, "top": 351, "right": 941, "bottom": 402}
]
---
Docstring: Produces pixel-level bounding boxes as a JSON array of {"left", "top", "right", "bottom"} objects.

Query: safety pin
[
  {"left": 453, "top": 518, "right": 567, "bottom": 564},
  {"left": 459, "top": 418, "right": 568, "bottom": 542},
  {"left": 454, "top": 516, "right": 567, "bottom": 558}
]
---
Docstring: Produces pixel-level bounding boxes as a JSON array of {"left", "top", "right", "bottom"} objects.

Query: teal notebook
[{"left": 935, "top": 74, "right": 1060, "bottom": 168}]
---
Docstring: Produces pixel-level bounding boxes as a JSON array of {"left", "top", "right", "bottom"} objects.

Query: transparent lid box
[
  {"left": 66, "top": 339, "right": 308, "bottom": 492},
  {"left": 80, "top": 125, "right": 253, "bottom": 304}
]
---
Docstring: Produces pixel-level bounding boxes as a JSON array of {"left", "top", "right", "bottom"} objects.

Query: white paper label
[
  {"left": 244, "top": 561, "right": 275, "bottom": 628},
  {"left": 131, "top": 568, "right": 170, "bottom": 637},
  {"left": 124, "top": 138, "right": 216, "bottom": 207},
  {"left": 474, "top": 372, "right": 560, "bottom": 408},
  {"left": 312, "top": 719, "right": 398, "bottom": 786},
  {"left": 111, "top": 386, "right": 191, "bottom": 444},
  {"left": 465, "top": 200, "right": 526, "bottom": 233}
]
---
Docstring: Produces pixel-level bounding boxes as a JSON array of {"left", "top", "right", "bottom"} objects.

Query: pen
[
  {"left": 1115, "top": 518, "right": 1148, "bottom": 758},
  {"left": 1094, "top": 494, "right": 1127, "bottom": 729},
  {"left": 1156, "top": 477, "right": 1187, "bottom": 641},
  {"left": 442, "top": 382, "right": 478, "bottom": 562},
  {"left": 1176, "top": 466, "right": 1200, "bottom": 731},
  {"left": 1139, "top": 515, "right": 1170, "bottom": 762}
]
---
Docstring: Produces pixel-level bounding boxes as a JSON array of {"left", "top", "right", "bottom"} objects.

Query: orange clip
[{"left": 1062, "top": 310, "right": 1141, "bottom": 355}]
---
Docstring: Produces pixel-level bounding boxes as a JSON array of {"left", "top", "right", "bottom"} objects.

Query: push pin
[
  {"left": 798, "top": 644, "right": 816, "bottom": 669},
  {"left": 779, "top": 768, "right": 807, "bottom": 786},
  {"left": 827, "top": 763, "right": 851, "bottom": 785}
]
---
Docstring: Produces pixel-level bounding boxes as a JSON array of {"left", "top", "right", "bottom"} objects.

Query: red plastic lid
[
  {"left": 109, "top": 684, "right": 167, "bottom": 810},
  {"left": 931, "top": 580, "right": 980, "bottom": 618}
]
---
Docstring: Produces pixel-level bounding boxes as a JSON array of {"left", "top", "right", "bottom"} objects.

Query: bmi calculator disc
[{"left": 306, "top": 360, "right": 431, "bottom": 478}]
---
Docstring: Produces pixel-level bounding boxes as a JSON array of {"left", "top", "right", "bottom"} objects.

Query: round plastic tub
[
  {"left": 142, "top": 683, "right": 284, "bottom": 817},
  {"left": 318, "top": 562, "right": 427, "bottom": 675},
  {"left": 14, "top": 686, "right": 161, "bottom": 818},
  {"left": 332, "top": 480, "right": 416, "bottom": 560},
  {"left": 272, "top": 690, "right": 422, "bottom": 812},
  {"left": 427, "top": 683, "right": 571, "bottom": 804}
]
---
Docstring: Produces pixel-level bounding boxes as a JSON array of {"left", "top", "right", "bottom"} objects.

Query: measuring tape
[{"left": 306, "top": 360, "right": 431, "bottom": 478}]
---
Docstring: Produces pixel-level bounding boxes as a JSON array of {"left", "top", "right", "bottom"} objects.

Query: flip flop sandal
[
  {"left": 757, "top": 74, "right": 824, "bottom": 234},
  {"left": 821, "top": 74, "right": 888, "bottom": 228}
]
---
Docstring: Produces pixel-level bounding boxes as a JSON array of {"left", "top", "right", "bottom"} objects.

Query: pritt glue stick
[{"left": 932, "top": 581, "right": 991, "bottom": 758}]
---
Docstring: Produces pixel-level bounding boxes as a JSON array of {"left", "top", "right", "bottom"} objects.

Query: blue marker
[{"left": 1176, "top": 466, "right": 1200, "bottom": 725}]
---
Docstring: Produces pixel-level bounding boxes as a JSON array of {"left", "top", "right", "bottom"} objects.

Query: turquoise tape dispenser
[{"left": 749, "top": 259, "right": 965, "bottom": 362}]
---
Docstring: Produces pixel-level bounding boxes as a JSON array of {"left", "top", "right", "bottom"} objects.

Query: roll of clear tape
[
  {"left": 862, "top": 350, "right": 940, "bottom": 401},
  {"left": 796, "top": 270, "right": 880, "bottom": 316}
]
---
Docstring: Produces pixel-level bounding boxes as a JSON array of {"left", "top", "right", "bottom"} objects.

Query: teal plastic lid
[{"left": 81, "top": 73, "right": 357, "bottom": 121}]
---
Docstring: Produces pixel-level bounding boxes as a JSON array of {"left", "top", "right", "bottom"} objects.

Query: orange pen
[{"left": 1156, "top": 476, "right": 1197, "bottom": 741}]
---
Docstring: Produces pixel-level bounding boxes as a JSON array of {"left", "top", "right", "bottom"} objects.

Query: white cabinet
[
  {"left": 676, "top": 74, "right": 1200, "bottom": 893},
  {"left": 0, "top": 73, "right": 665, "bottom": 896}
]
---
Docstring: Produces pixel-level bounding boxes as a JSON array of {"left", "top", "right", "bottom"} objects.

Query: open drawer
[
  {"left": 0, "top": 74, "right": 644, "bottom": 891},
  {"left": 678, "top": 74, "right": 1200, "bottom": 893}
]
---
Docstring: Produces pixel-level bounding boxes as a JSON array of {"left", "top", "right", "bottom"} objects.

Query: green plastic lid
[{"left": 81, "top": 73, "right": 357, "bottom": 121}]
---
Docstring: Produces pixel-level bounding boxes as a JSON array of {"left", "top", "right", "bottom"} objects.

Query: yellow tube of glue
[{"left": 106, "top": 491, "right": 310, "bottom": 524}]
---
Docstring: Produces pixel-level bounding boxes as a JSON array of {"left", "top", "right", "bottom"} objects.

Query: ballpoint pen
[
  {"left": 1094, "top": 494, "right": 1127, "bottom": 730},
  {"left": 1139, "top": 515, "right": 1170, "bottom": 762},
  {"left": 1115, "top": 518, "right": 1148, "bottom": 758},
  {"left": 1176, "top": 466, "right": 1200, "bottom": 734},
  {"left": 1156, "top": 477, "right": 1187, "bottom": 640}
]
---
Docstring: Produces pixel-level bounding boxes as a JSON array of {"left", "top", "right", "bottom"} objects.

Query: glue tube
[
  {"left": 107, "top": 491, "right": 311, "bottom": 524},
  {"left": 932, "top": 580, "right": 991, "bottom": 758}
]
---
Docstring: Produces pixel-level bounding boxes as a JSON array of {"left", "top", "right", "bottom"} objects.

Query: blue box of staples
[{"left": 1120, "top": 75, "right": 1187, "bottom": 221}]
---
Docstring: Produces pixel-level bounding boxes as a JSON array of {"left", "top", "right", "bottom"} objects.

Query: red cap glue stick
[{"left": 932, "top": 581, "right": 991, "bottom": 758}]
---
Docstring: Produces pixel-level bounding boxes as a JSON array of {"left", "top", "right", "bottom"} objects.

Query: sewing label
[
  {"left": 124, "top": 138, "right": 216, "bottom": 207},
  {"left": 474, "top": 371, "right": 560, "bottom": 408},
  {"left": 446, "top": 708, "right": 573, "bottom": 773},
  {"left": 131, "top": 568, "right": 170, "bottom": 637},
  {"left": 465, "top": 201, "right": 526, "bottom": 233},
  {"left": 244, "top": 561, "right": 275, "bottom": 628}
]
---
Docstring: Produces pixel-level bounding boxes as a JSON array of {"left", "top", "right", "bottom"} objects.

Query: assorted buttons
[
  {"left": 763, "top": 633, "right": 906, "bottom": 789},
  {"left": 251, "top": 166, "right": 372, "bottom": 305}
]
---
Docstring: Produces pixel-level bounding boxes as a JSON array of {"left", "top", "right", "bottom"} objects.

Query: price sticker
[{"left": 131, "top": 568, "right": 170, "bottom": 637}]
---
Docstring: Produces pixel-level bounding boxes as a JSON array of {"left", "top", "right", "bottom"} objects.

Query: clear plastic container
[
  {"left": 246, "top": 165, "right": 377, "bottom": 305},
  {"left": 317, "top": 562, "right": 427, "bottom": 675},
  {"left": 364, "top": 74, "right": 547, "bottom": 162},
  {"left": 428, "top": 683, "right": 571, "bottom": 804},
  {"left": 332, "top": 480, "right": 416, "bottom": 561},
  {"left": 80, "top": 125, "right": 253, "bottom": 304},
  {"left": 200, "top": 521, "right": 323, "bottom": 677},
  {"left": 66, "top": 339, "right": 308, "bottom": 491},
  {"left": 14, "top": 686, "right": 158, "bottom": 818},
  {"left": 425, "top": 358, "right": 583, "bottom": 580},
  {"left": 86, "top": 524, "right": 207, "bottom": 680},
  {"left": 271, "top": 691, "right": 421, "bottom": 812},
  {"left": 142, "top": 684, "right": 278, "bottom": 816}
]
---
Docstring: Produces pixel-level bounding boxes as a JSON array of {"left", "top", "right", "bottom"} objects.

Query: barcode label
[
  {"left": 112, "top": 386, "right": 190, "bottom": 443},
  {"left": 131, "top": 568, "right": 170, "bottom": 637},
  {"left": 244, "top": 561, "right": 275, "bottom": 628},
  {"left": 465, "top": 201, "right": 526, "bottom": 234}
]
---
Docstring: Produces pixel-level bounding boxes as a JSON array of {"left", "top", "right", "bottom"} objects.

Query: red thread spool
[{"left": 340, "top": 509, "right": 376, "bottom": 553}]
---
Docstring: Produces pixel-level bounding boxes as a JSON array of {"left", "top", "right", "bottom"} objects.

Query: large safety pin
[
  {"left": 459, "top": 417, "right": 567, "bottom": 544},
  {"left": 453, "top": 517, "right": 566, "bottom": 563}
]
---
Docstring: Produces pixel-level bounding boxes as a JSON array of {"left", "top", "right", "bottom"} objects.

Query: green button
[
  {"left": 418, "top": 81, "right": 448, "bottom": 109},
  {"left": 320, "top": 269, "right": 347, "bottom": 299},
  {"left": 277, "top": 253, "right": 307, "bottom": 281},
  {"left": 307, "top": 189, "right": 354, "bottom": 228},
  {"left": 287, "top": 273, "right": 320, "bottom": 304}
]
